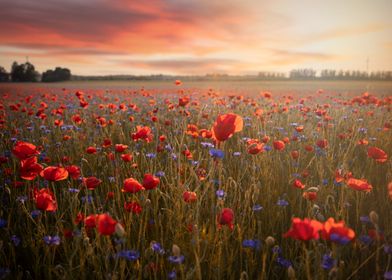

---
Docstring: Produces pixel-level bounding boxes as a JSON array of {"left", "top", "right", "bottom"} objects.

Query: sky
[{"left": 0, "top": 0, "right": 391, "bottom": 75}]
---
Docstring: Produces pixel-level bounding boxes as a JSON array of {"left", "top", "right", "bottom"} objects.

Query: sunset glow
[{"left": 1, "top": 0, "right": 391, "bottom": 75}]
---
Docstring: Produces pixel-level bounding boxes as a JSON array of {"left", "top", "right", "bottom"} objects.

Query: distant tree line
[
  {"left": 289, "top": 68, "right": 392, "bottom": 81},
  {"left": 0, "top": 61, "right": 391, "bottom": 82},
  {"left": 0, "top": 61, "right": 71, "bottom": 82},
  {"left": 42, "top": 67, "right": 71, "bottom": 82}
]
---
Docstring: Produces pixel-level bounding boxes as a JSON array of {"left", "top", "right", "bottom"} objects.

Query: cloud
[
  {"left": 267, "top": 50, "right": 339, "bottom": 66},
  {"left": 0, "top": 0, "right": 390, "bottom": 74},
  {"left": 118, "top": 58, "right": 244, "bottom": 74}
]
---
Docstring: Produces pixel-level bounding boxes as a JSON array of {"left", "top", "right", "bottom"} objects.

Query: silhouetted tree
[
  {"left": 289, "top": 68, "right": 316, "bottom": 79},
  {"left": 11, "top": 61, "right": 39, "bottom": 82},
  {"left": 0, "top": 66, "right": 10, "bottom": 82},
  {"left": 41, "top": 67, "right": 71, "bottom": 82}
]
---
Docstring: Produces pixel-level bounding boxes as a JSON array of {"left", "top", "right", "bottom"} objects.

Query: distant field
[{"left": 1, "top": 80, "right": 392, "bottom": 97}]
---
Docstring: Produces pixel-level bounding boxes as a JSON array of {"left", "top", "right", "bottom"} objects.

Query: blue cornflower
[
  {"left": 151, "top": 241, "right": 165, "bottom": 254},
  {"left": 321, "top": 254, "right": 336, "bottom": 270},
  {"left": 330, "top": 233, "right": 350, "bottom": 245},
  {"left": 384, "top": 271, "right": 392, "bottom": 280},
  {"left": 242, "top": 239, "right": 262, "bottom": 250},
  {"left": 116, "top": 250, "right": 140, "bottom": 261},
  {"left": 252, "top": 204, "right": 263, "bottom": 212},
  {"left": 272, "top": 245, "right": 282, "bottom": 255},
  {"left": 81, "top": 195, "right": 94, "bottom": 204},
  {"left": 146, "top": 153, "right": 156, "bottom": 159},
  {"left": 216, "top": 189, "right": 225, "bottom": 199},
  {"left": 333, "top": 180, "right": 342, "bottom": 187},
  {"left": 68, "top": 188, "right": 80, "bottom": 193},
  {"left": 11, "top": 235, "right": 21, "bottom": 246},
  {"left": 168, "top": 270, "right": 177, "bottom": 279},
  {"left": 209, "top": 149, "right": 224, "bottom": 159},
  {"left": 31, "top": 210, "right": 41, "bottom": 219},
  {"left": 233, "top": 152, "right": 241, "bottom": 156},
  {"left": 264, "top": 145, "right": 272, "bottom": 152},
  {"left": 360, "top": 216, "right": 371, "bottom": 224},
  {"left": 165, "top": 144, "right": 173, "bottom": 152},
  {"left": 155, "top": 171, "right": 165, "bottom": 177},
  {"left": 384, "top": 244, "right": 392, "bottom": 255},
  {"left": 277, "top": 199, "right": 289, "bottom": 207},
  {"left": 276, "top": 256, "right": 292, "bottom": 268},
  {"left": 359, "top": 235, "right": 373, "bottom": 246},
  {"left": 201, "top": 142, "right": 214, "bottom": 148},
  {"left": 168, "top": 255, "right": 185, "bottom": 264},
  {"left": 43, "top": 235, "right": 61, "bottom": 246},
  {"left": 0, "top": 218, "right": 7, "bottom": 228}
]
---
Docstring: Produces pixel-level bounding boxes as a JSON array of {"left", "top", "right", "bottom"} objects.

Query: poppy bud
[
  {"left": 115, "top": 223, "right": 125, "bottom": 237},
  {"left": 172, "top": 244, "right": 181, "bottom": 257},
  {"left": 265, "top": 236, "right": 275, "bottom": 247},
  {"left": 287, "top": 266, "right": 296, "bottom": 280},
  {"left": 369, "top": 211, "right": 379, "bottom": 225}
]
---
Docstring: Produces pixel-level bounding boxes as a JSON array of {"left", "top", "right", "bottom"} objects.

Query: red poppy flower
[
  {"left": 72, "top": 114, "right": 83, "bottom": 125},
  {"left": 247, "top": 143, "right": 264, "bottom": 155},
  {"left": 97, "top": 214, "right": 117, "bottom": 235},
  {"left": 305, "top": 145, "right": 314, "bottom": 152},
  {"left": 175, "top": 80, "right": 182, "bottom": 86},
  {"left": 124, "top": 201, "right": 142, "bottom": 214},
  {"left": 182, "top": 149, "right": 193, "bottom": 159},
  {"left": 74, "top": 212, "right": 85, "bottom": 225},
  {"left": 283, "top": 218, "right": 323, "bottom": 241},
  {"left": 102, "top": 138, "right": 112, "bottom": 148},
  {"left": 12, "top": 141, "right": 40, "bottom": 160},
  {"left": 321, "top": 218, "right": 355, "bottom": 243},
  {"left": 291, "top": 150, "right": 299, "bottom": 160},
  {"left": 34, "top": 188, "right": 57, "bottom": 212},
  {"left": 123, "top": 178, "right": 144, "bottom": 193},
  {"left": 86, "top": 146, "right": 97, "bottom": 154},
  {"left": 132, "top": 126, "right": 153, "bottom": 143},
  {"left": 302, "top": 191, "right": 317, "bottom": 201},
  {"left": 212, "top": 114, "right": 243, "bottom": 142},
  {"left": 179, "top": 96, "right": 190, "bottom": 107},
  {"left": 367, "top": 147, "right": 387, "bottom": 163},
  {"left": 54, "top": 119, "right": 63, "bottom": 127},
  {"left": 115, "top": 144, "right": 128, "bottom": 153},
  {"left": 19, "top": 156, "right": 43, "bottom": 180},
  {"left": 84, "top": 214, "right": 98, "bottom": 228},
  {"left": 65, "top": 165, "right": 81, "bottom": 179},
  {"left": 346, "top": 178, "right": 372, "bottom": 192},
  {"left": 40, "top": 166, "right": 69, "bottom": 181},
  {"left": 183, "top": 191, "right": 197, "bottom": 203},
  {"left": 143, "top": 174, "right": 160, "bottom": 190},
  {"left": 273, "top": 140, "right": 285, "bottom": 151},
  {"left": 292, "top": 179, "right": 305, "bottom": 189},
  {"left": 316, "top": 139, "right": 328, "bottom": 149},
  {"left": 121, "top": 154, "right": 133, "bottom": 162},
  {"left": 83, "top": 177, "right": 102, "bottom": 190},
  {"left": 217, "top": 208, "right": 234, "bottom": 230}
]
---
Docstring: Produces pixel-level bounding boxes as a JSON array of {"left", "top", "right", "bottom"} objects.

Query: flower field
[{"left": 0, "top": 82, "right": 391, "bottom": 279}]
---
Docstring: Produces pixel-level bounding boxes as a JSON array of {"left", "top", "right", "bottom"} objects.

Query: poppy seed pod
[
  {"left": 172, "top": 244, "right": 181, "bottom": 257},
  {"left": 369, "top": 211, "right": 379, "bottom": 225}
]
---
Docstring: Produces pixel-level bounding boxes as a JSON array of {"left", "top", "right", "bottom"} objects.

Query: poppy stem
[{"left": 302, "top": 243, "right": 312, "bottom": 280}]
